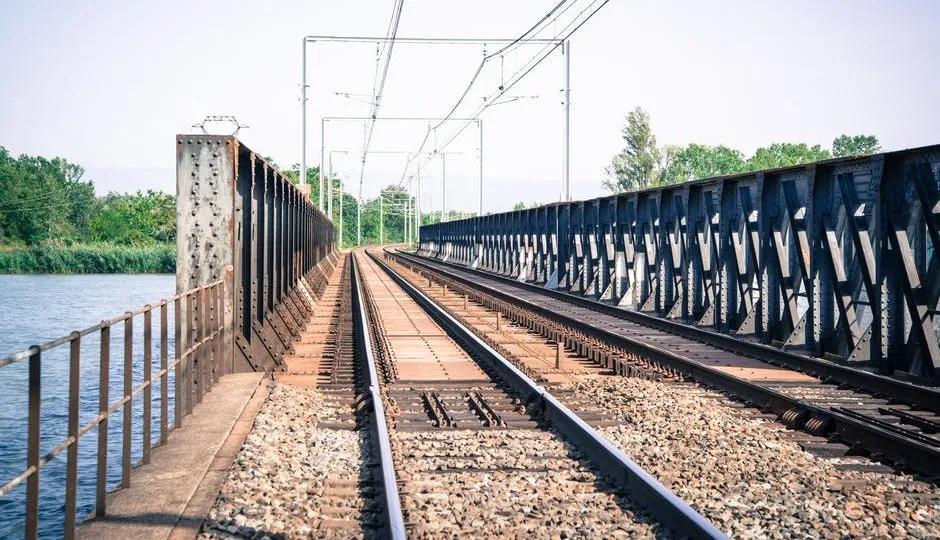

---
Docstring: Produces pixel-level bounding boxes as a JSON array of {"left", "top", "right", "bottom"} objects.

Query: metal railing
[
  {"left": 420, "top": 144, "right": 940, "bottom": 383},
  {"left": 0, "top": 272, "right": 229, "bottom": 539}
]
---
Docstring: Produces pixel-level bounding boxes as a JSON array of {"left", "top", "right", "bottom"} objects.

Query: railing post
[
  {"left": 96, "top": 322, "right": 110, "bottom": 517},
  {"left": 174, "top": 296, "right": 183, "bottom": 428},
  {"left": 25, "top": 346, "right": 40, "bottom": 540},
  {"left": 194, "top": 289, "right": 204, "bottom": 403},
  {"left": 64, "top": 334, "right": 80, "bottom": 539},
  {"left": 224, "top": 268, "right": 233, "bottom": 375},
  {"left": 122, "top": 313, "right": 132, "bottom": 489},
  {"left": 187, "top": 291, "right": 196, "bottom": 412},
  {"left": 160, "top": 300, "right": 169, "bottom": 444},
  {"left": 213, "top": 283, "right": 221, "bottom": 382},
  {"left": 143, "top": 305, "right": 152, "bottom": 465},
  {"left": 199, "top": 286, "right": 208, "bottom": 396}
]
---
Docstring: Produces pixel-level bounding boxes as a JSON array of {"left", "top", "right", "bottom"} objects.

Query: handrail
[
  {"left": 0, "top": 270, "right": 230, "bottom": 539},
  {"left": 0, "top": 281, "right": 222, "bottom": 369}
]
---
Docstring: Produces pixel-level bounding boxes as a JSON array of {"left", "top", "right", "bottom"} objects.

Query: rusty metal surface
[
  {"left": 176, "top": 135, "right": 336, "bottom": 373},
  {"left": 418, "top": 146, "right": 940, "bottom": 384},
  {"left": 396, "top": 250, "right": 940, "bottom": 476},
  {"left": 276, "top": 253, "right": 356, "bottom": 389},
  {"left": 357, "top": 251, "right": 487, "bottom": 382},
  {"left": 365, "top": 249, "right": 724, "bottom": 539}
]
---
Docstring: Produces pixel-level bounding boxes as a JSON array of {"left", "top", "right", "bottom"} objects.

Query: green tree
[
  {"left": 87, "top": 190, "right": 176, "bottom": 245},
  {"left": 0, "top": 147, "right": 96, "bottom": 245},
  {"left": 513, "top": 201, "right": 526, "bottom": 211},
  {"left": 604, "top": 107, "right": 661, "bottom": 192},
  {"left": 337, "top": 191, "right": 359, "bottom": 248},
  {"left": 832, "top": 134, "right": 880, "bottom": 158},
  {"left": 659, "top": 143, "right": 747, "bottom": 185},
  {"left": 746, "top": 143, "right": 831, "bottom": 171},
  {"left": 604, "top": 108, "right": 886, "bottom": 195}
]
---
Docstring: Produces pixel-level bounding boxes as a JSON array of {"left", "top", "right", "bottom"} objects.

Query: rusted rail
[
  {"left": 349, "top": 254, "right": 407, "bottom": 539},
  {"left": 366, "top": 250, "right": 725, "bottom": 539},
  {"left": 0, "top": 273, "right": 228, "bottom": 539},
  {"left": 394, "top": 249, "right": 940, "bottom": 476}
]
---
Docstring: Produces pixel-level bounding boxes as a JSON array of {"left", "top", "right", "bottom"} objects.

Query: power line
[
  {"left": 403, "top": 1, "right": 572, "bottom": 171},
  {"left": 0, "top": 181, "right": 89, "bottom": 208},
  {"left": 484, "top": 0, "right": 570, "bottom": 60},
  {"left": 358, "top": 0, "right": 405, "bottom": 185},
  {"left": 0, "top": 200, "right": 78, "bottom": 214},
  {"left": 409, "top": 0, "right": 610, "bottom": 176},
  {"left": 398, "top": 0, "right": 599, "bottom": 186},
  {"left": 303, "top": 36, "right": 563, "bottom": 44}
]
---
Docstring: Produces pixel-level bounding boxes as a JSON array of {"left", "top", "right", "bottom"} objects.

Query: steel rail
[
  {"left": 349, "top": 255, "right": 407, "bottom": 540},
  {"left": 393, "top": 251, "right": 940, "bottom": 476},
  {"left": 398, "top": 252, "right": 940, "bottom": 412},
  {"left": 368, "top": 250, "right": 726, "bottom": 539}
]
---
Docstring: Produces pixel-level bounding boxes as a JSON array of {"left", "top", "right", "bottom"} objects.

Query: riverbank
[{"left": 0, "top": 243, "right": 175, "bottom": 273}]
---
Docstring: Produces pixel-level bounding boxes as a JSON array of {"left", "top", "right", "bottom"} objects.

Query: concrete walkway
[{"left": 78, "top": 373, "right": 270, "bottom": 540}]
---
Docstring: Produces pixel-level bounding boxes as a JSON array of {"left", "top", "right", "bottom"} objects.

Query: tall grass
[{"left": 0, "top": 243, "right": 175, "bottom": 273}]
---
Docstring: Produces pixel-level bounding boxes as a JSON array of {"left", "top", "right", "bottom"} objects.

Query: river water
[{"left": 0, "top": 274, "right": 176, "bottom": 538}]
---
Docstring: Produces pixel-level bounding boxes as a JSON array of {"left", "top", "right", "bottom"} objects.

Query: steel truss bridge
[
  {"left": 4, "top": 134, "right": 940, "bottom": 539},
  {"left": 419, "top": 145, "right": 940, "bottom": 384}
]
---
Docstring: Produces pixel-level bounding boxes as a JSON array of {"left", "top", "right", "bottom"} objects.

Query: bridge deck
[
  {"left": 77, "top": 373, "right": 268, "bottom": 540},
  {"left": 358, "top": 250, "right": 487, "bottom": 382}
]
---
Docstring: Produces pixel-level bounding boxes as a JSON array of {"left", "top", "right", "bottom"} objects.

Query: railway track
[
  {"left": 353, "top": 249, "right": 722, "bottom": 538},
  {"left": 394, "top": 250, "right": 940, "bottom": 477},
  {"left": 385, "top": 250, "right": 940, "bottom": 536},
  {"left": 203, "top": 247, "right": 937, "bottom": 537},
  {"left": 204, "top": 255, "right": 393, "bottom": 539}
]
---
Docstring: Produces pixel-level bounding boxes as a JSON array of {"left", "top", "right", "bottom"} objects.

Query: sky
[{"left": 1, "top": 0, "right": 938, "bottom": 214}]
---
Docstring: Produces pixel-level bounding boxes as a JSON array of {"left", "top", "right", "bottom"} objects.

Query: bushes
[{"left": 0, "top": 243, "right": 175, "bottom": 274}]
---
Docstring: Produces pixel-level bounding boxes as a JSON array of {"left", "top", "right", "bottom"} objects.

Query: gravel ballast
[
  {"left": 564, "top": 376, "right": 940, "bottom": 538},
  {"left": 201, "top": 384, "right": 374, "bottom": 539}
]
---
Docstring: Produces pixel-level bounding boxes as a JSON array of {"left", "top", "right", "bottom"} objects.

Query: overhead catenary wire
[
  {"left": 358, "top": 0, "right": 405, "bottom": 186},
  {"left": 0, "top": 200, "right": 80, "bottom": 214},
  {"left": 408, "top": 0, "right": 610, "bottom": 177},
  {"left": 484, "top": 0, "right": 571, "bottom": 60},
  {"left": 396, "top": 1, "right": 575, "bottom": 184},
  {"left": 398, "top": 0, "right": 604, "bottom": 189}
]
